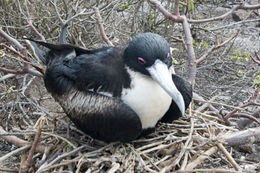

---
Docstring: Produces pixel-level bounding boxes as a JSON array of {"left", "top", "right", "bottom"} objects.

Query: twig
[
  {"left": 224, "top": 101, "right": 260, "bottom": 122},
  {"left": 36, "top": 145, "right": 85, "bottom": 173},
  {"left": 0, "top": 28, "right": 43, "bottom": 76},
  {"left": 196, "top": 29, "right": 240, "bottom": 65},
  {"left": 20, "top": 117, "right": 46, "bottom": 173},
  {"left": 182, "top": 16, "right": 196, "bottom": 84},
  {"left": 221, "top": 127, "right": 260, "bottom": 146},
  {"left": 0, "top": 73, "right": 16, "bottom": 82},
  {"left": 0, "top": 145, "right": 30, "bottom": 163},
  {"left": 192, "top": 110, "right": 225, "bottom": 123},
  {"left": 2, "top": 44, "right": 44, "bottom": 73},
  {"left": 160, "top": 118, "right": 194, "bottom": 173},
  {"left": 173, "top": 0, "right": 180, "bottom": 16},
  {"left": 237, "top": 109, "right": 260, "bottom": 129},
  {"left": 27, "top": 0, "right": 46, "bottom": 41},
  {"left": 209, "top": 18, "right": 260, "bottom": 31},
  {"left": 193, "top": 98, "right": 243, "bottom": 110},
  {"left": 188, "top": 3, "right": 260, "bottom": 23},
  {"left": 251, "top": 52, "right": 260, "bottom": 65},
  {"left": 185, "top": 146, "right": 218, "bottom": 170},
  {"left": 231, "top": 113, "right": 260, "bottom": 126},
  {"left": 217, "top": 143, "right": 242, "bottom": 171},
  {"left": 0, "top": 126, "right": 45, "bottom": 153},
  {"left": 148, "top": 0, "right": 183, "bottom": 22},
  {"left": 94, "top": 7, "right": 114, "bottom": 46}
]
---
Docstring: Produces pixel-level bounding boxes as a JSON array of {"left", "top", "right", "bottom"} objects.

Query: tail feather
[
  {"left": 25, "top": 38, "right": 94, "bottom": 54},
  {"left": 25, "top": 38, "right": 65, "bottom": 50}
]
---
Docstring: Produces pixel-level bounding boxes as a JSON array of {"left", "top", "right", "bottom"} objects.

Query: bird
[{"left": 27, "top": 32, "right": 192, "bottom": 142}]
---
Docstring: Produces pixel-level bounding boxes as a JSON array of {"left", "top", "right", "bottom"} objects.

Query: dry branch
[
  {"left": 221, "top": 127, "right": 260, "bottom": 146},
  {"left": 20, "top": 118, "right": 45, "bottom": 173},
  {"left": 148, "top": 0, "right": 260, "bottom": 84},
  {"left": 0, "top": 28, "right": 43, "bottom": 76},
  {"left": 0, "top": 126, "right": 45, "bottom": 153},
  {"left": 217, "top": 143, "right": 242, "bottom": 171},
  {"left": 251, "top": 52, "right": 260, "bottom": 65},
  {"left": 94, "top": 7, "right": 114, "bottom": 46},
  {"left": 148, "top": 0, "right": 183, "bottom": 22},
  {"left": 27, "top": 0, "right": 46, "bottom": 41},
  {"left": 185, "top": 146, "right": 218, "bottom": 170},
  {"left": 188, "top": 3, "right": 260, "bottom": 23},
  {"left": 237, "top": 109, "right": 260, "bottom": 129},
  {"left": 196, "top": 30, "right": 240, "bottom": 65}
]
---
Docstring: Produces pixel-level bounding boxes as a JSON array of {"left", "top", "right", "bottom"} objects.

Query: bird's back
[{"left": 40, "top": 43, "right": 131, "bottom": 98}]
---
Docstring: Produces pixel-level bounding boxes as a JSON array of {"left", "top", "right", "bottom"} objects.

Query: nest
[{"left": 0, "top": 91, "right": 259, "bottom": 173}]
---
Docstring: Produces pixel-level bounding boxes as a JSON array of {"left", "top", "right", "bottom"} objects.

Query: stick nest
[{"left": 0, "top": 87, "right": 259, "bottom": 173}]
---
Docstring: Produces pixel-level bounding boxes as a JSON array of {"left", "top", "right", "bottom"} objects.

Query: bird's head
[{"left": 123, "top": 32, "right": 186, "bottom": 117}]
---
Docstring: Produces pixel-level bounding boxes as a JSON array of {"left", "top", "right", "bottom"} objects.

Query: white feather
[{"left": 121, "top": 67, "right": 172, "bottom": 129}]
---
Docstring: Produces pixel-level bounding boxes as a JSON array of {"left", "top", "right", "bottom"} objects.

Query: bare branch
[
  {"left": 0, "top": 28, "right": 43, "bottom": 76},
  {"left": 94, "top": 7, "right": 114, "bottom": 46},
  {"left": 174, "top": 0, "right": 180, "bottom": 16},
  {"left": 0, "top": 126, "right": 45, "bottom": 153},
  {"left": 27, "top": 0, "right": 46, "bottom": 41},
  {"left": 182, "top": 16, "right": 196, "bottom": 84},
  {"left": 224, "top": 101, "right": 260, "bottom": 121},
  {"left": 251, "top": 52, "right": 260, "bottom": 65},
  {"left": 237, "top": 109, "right": 260, "bottom": 129},
  {"left": 185, "top": 146, "right": 218, "bottom": 170},
  {"left": 148, "top": 0, "right": 183, "bottom": 22},
  {"left": 232, "top": 112, "right": 260, "bottom": 126},
  {"left": 20, "top": 118, "right": 45, "bottom": 173},
  {"left": 196, "top": 29, "right": 240, "bottom": 65},
  {"left": 188, "top": 3, "right": 260, "bottom": 23},
  {"left": 217, "top": 143, "right": 242, "bottom": 171},
  {"left": 221, "top": 127, "right": 260, "bottom": 146},
  {"left": 0, "top": 27, "right": 26, "bottom": 53}
]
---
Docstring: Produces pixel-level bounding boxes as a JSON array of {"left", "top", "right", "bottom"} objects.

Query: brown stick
[
  {"left": 237, "top": 109, "right": 260, "bottom": 129},
  {"left": 217, "top": 143, "right": 242, "bottom": 171},
  {"left": 221, "top": 127, "right": 260, "bottom": 146},
  {"left": 20, "top": 118, "right": 45, "bottom": 173},
  {"left": 27, "top": 0, "right": 46, "bottom": 41},
  {"left": 2, "top": 44, "right": 44, "bottom": 74},
  {"left": 224, "top": 101, "right": 260, "bottom": 121},
  {"left": 177, "top": 169, "right": 242, "bottom": 173},
  {"left": 251, "top": 52, "right": 260, "bottom": 65},
  {"left": 148, "top": 0, "right": 183, "bottom": 22},
  {"left": 0, "top": 126, "right": 45, "bottom": 153},
  {"left": 173, "top": 0, "right": 180, "bottom": 16},
  {"left": 185, "top": 146, "right": 218, "bottom": 170},
  {"left": 188, "top": 4, "right": 260, "bottom": 23},
  {"left": 196, "top": 29, "right": 240, "bottom": 65},
  {"left": 232, "top": 112, "right": 260, "bottom": 126},
  {"left": 94, "top": 7, "right": 114, "bottom": 46},
  {"left": 0, "top": 28, "right": 43, "bottom": 76},
  {"left": 182, "top": 16, "right": 196, "bottom": 84}
]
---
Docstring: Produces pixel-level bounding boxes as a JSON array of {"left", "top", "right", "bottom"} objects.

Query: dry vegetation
[{"left": 0, "top": 0, "right": 260, "bottom": 172}]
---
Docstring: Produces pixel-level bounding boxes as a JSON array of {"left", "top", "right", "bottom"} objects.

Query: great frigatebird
[{"left": 27, "top": 32, "right": 192, "bottom": 142}]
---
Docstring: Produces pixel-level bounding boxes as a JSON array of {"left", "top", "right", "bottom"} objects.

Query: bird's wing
[
  {"left": 160, "top": 75, "right": 192, "bottom": 123},
  {"left": 44, "top": 46, "right": 130, "bottom": 97}
]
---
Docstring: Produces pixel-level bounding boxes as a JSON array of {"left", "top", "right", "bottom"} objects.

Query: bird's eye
[
  {"left": 166, "top": 53, "right": 170, "bottom": 60},
  {"left": 138, "top": 57, "right": 146, "bottom": 65}
]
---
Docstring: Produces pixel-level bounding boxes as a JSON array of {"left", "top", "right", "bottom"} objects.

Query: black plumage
[{"left": 27, "top": 33, "right": 192, "bottom": 142}]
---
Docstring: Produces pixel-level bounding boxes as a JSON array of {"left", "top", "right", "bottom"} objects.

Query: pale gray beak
[{"left": 147, "top": 59, "right": 185, "bottom": 117}]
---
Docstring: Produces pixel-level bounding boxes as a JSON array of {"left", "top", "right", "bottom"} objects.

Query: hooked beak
[{"left": 146, "top": 60, "right": 185, "bottom": 117}]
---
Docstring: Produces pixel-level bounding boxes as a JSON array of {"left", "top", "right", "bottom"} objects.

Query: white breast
[{"left": 121, "top": 67, "right": 172, "bottom": 129}]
